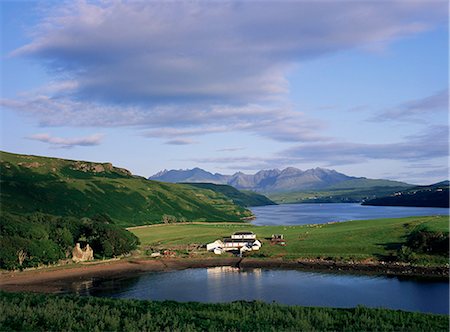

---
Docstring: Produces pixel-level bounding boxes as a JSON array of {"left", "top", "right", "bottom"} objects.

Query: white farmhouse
[{"left": 206, "top": 231, "right": 262, "bottom": 255}]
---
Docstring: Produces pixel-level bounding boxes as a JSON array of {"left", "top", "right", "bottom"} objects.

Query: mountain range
[{"left": 149, "top": 167, "right": 411, "bottom": 193}]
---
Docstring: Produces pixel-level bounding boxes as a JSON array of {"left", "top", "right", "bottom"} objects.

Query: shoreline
[{"left": 1, "top": 257, "right": 448, "bottom": 294}]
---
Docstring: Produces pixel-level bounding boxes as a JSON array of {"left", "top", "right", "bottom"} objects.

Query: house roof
[
  {"left": 233, "top": 231, "right": 254, "bottom": 235},
  {"left": 223, "top": 238, "right": 256, "bottom": 243}
]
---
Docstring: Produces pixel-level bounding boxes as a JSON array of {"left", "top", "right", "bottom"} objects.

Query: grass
[
  {"left": 1, "top": 291, "right": 448, "bottom": 331},
  {"left": 131, "top": 215, "right": 449, "bottom": 264}
]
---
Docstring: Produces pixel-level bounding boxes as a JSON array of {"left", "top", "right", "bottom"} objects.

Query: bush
[
  {"left": 396, "top": 245, "right": 416, "bottom": 262},
  {"left": 406, "top": 226, "right": 449, "bottom": 255},
  {"left": 0, "top": 291, "right": 448, "bottom": 331},
  {"left": 0, "top": 212, "right": 139, "bottom": 270}
]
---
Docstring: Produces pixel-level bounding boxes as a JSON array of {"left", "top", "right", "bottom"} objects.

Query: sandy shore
[
  {"left": 0, "top": 258, "right": 239, "bottom": 293},
  {"left": 0, "top": 257, "right": 447, "bottom": 294}
]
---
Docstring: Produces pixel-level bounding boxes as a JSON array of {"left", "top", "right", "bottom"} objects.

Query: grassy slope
[
  {"left": 269, "top": 186, "right": 413, "bottom": 204},
  {"left": 131, "top": 216, "right": 449, "bottom": 264},
  {"left": 363, "top": 182, "right": 450, "bottom": 208},
  {"left": 268, "top": 178, "right": 413, "bottom": 204},
  {"left": 183, "top": 183, "right": 276, "bottom": 207},
  {"left": 0, "top": 151, "right": 252, "bottom": 226},
  {"left": 2, "top": 292, "right": 447, "bottom": 332},
  {"left": 327, "top": 178, "right": 412, "bottom": 190}
]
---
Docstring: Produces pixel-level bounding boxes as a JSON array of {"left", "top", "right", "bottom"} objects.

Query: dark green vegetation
[
  {"left": 133, "top": 216, "right": 449, "bottom": 265},
  {"left": 0, "top": 213, "right": 139, "bottom": 270},
  {"left": 1, "top": 292, "right": 448, "bottom": 332},
  {"left": 183, "top": 183, "right": 276, "bottom": 207},
  {"left": 397, "top": 223, "right": 449, "bottom": 262},
  {"left": 0, "top": 151, "right": 254, "bottom": 227},
  {"left": 363, "top": 181, "right": 450, "bottom": 208},
  {"left": 268, "top": 181, "right": 412, "bottom": 204}
]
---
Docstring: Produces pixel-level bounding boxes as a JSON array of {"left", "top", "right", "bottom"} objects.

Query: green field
[
  {"left": 1, "top": 291, "right": 448, "bottom": 332},
  {"left": 131, "top": 215, "right": 449, "bottom": 264}
]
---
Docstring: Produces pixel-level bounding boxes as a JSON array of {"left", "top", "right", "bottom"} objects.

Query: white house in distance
[{"left": 207, "top": 231, "right": 262, "bottom": 255}]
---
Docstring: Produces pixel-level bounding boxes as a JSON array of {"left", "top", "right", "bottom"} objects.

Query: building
[
  {"left": 206, "top": 240, "right": 224, "bottom": 251},
  {"left": 206, "top": 231, "right": 262, "bottom": 255},
  {"left": 231, "top": 231, "right": 256, "bottom": 240},
  {"left": 270, "top": 234, "right": 286, "bottom": 246},
  {"left": 223, "top": 238, "right": 261, "bottom": 250}
]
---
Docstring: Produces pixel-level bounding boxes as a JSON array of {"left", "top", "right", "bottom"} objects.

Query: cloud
[
  {"left": 382, "top": 167, "right": 449, "bottom": 185},
  {"left": 216, "top": 147, "right": 245, "bottom": 152},
  {"left": 12, "top": 1, "right": 443, "bottom": 105},
  {"left": 2, "top": 0, "right": 446, "bottom": 143},
  {"left": 1, "top": 96, "right": 328, "bottom": 142},
  {"left": 370, "top": 90, "right": 448, "bottom": 122},
  {"left": 27, "top": 133, "right": 103, "bottom": 148},
  {"left": 165, "top": 138, "right": 196, "bottom": 145},
  {"left": 191, "top": 125, "right": 449, "bottom": 169},
  {"left": 280, "top": 125, "right": 449, "bottom": 166}
]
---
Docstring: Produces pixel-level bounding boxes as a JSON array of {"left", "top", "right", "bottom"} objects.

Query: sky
[{"left": 0, "top": 0, "right": 448, "bottom": 184}]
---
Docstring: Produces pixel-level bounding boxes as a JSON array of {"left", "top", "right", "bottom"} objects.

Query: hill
[
  {"left": 0, "top": 151, "right": 254, "bottom": 226},
  {"left": 268, "top": 179, "right": 413, "bottom": 204},
  {"left": 149, "top": 167, "right": 412, "bottom": 193},
  {"left": 183, "top": 183, "right": 276, "bottom": 207},
  {"left": 362, "top": 181, "right": 450, "bottom": 208}
]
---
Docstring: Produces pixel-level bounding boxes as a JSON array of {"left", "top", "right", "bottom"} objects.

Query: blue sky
[{"left": 1, "top": 0, "right": 448, "bottom": 184}]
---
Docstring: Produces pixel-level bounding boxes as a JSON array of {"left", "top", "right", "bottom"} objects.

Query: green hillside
[
  {"left": 268, "top": 179, "right": 412, "bottom": 204},
  {"left": 0, "top": 151, "right": 252, "bottom": 226},
  {"left": 363, "top": 181, "right": 450, "bottom": 208},
  {"left": 326, "top": 178, "right": 411, "bottom": 190},
  {"left": 183, "top": 183, "right": 276, "bottom": 207}
]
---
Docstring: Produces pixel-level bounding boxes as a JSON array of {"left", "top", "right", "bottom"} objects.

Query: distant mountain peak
[
  {"left": 149, "top": 166, "right": 412, "bottom": 193},
  {"left": 150, "top": 166, "right": 358, "bottom": 192},
  {"left": 152, "top": 169, "right": 169, "bottom": 177}
]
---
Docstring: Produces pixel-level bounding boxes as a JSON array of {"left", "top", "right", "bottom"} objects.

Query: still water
[
  {"left": 69, "top": 267, "right": 449, "bottom": 314},
  {"left": 68, "top": 204, "right": 448, "bottom": 314},
  {"left": 251, "top": 203, "right": 449, "bottom": 226}
]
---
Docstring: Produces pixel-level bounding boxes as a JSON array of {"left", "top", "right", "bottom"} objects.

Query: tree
[{"left": 17, "top": 250, "right": 27, "bottom": 266}]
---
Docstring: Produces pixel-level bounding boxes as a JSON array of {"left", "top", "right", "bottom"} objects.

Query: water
[
  {"left": 69, "top": 267, "right": 449, "bottom": 314},
  {"left": 67, "top": 203, "right": 449, "bottom": 314},
  {"left": 251, "top": 203, "right": 449, "bottom": 225}
]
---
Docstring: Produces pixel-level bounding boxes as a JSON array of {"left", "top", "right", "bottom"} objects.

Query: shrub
[
  {"left": 0, "top": 212, "right": 139, "bottom": 269},
  {"left": 406, "top": 226, "right": 449, "bottom": 255}
]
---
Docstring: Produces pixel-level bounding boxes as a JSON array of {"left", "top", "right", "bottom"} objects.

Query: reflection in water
[
  {"left": 65, "top": 267, "right": 449, "bottom": 314},
  {"left": 206, "top": 266, "right": 262, "bottom": 277},
  {"left": 70, "top": 279, "right": 94, "bottom": 295},
  {"left": 206, "top": 267, "right": 263, "bottom": 302},
  {"left": 69, "top": 276, "right": 141, "bottom": 297}
]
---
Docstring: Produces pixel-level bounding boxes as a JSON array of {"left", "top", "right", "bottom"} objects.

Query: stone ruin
[{"left": 72, "top": 243, "right": 94, "bottom": 262}]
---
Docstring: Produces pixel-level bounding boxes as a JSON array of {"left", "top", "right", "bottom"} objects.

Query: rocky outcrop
[
  {"left": 72, "top": 162, "right": 111, "bottom": 173},
  {"left": 18, "top": 162, "right": 43, "bottom": 168},
  {"left": 71, "top": 162, "right": 131, "bottom": 176},
  {"left": 72, "top": 243, "right": 94, "bottom": 262}
]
